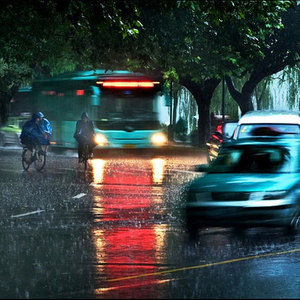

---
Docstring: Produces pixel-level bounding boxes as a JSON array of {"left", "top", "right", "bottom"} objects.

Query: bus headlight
[
  {"left": 94, "top": 133, "right": 108, "bottom": 146},
  {"left": 151, "top": 132, "right": 168, "bottom": 146}
]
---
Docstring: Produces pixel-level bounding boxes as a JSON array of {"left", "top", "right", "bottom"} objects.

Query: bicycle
[
  {"left": 81, "top": 144, "right": 90, "bottom": 170},
  {"left": 22, "top": 144, "right": 46, "bottom": 171}
]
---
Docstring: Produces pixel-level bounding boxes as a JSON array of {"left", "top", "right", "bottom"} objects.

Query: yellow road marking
[{"left": 107, "top": 248, "right": 300, "bottom": 282}]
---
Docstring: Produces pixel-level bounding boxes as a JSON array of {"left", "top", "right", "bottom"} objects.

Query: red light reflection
[{"left": 90, "top": 159, "right": 167, "bottom": 298}]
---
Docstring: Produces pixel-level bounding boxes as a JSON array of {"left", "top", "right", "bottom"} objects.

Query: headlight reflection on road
[
  {"left": 151, "top": 158, "right": 166, "bottom": 184},
  {"left": 89, "top": 158, "right": 168, "bottom": 298},
  {"left": 91, "top": 159, "right": 106, "bottom": 184}
]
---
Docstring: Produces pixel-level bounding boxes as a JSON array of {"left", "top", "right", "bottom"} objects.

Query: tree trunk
[
  {"left": 0, "top": 93, "right": 12, "bottom": 125},
  {"left": 180, "top": 77, "right": 220, "bottom": 147},
  {"left": 237, "top": 95, "right": 254, "bottom": 115},
  {"left": 172, "top": 87, "right": 178, "bottom": 126},
  {"left": 255, "top": 80, "right": 268, "bottom": 110},
  {"left": 197, "top": 100, "right": 210, "bottom": 146},
  {"left": 225, "top": 76, "right": 254, "bottom": 115},
  {"left": 0, "top": 84, "right": 19, "bottom": 125}
]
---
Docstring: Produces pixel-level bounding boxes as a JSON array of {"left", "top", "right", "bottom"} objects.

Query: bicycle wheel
[
  {"left": 82, "top": 144, "right": 89, "bottom": 170},
  {"left": 34, "top": 148, "right": 46, "bottom": 171},
  {"left": 22, "top": 148, "right": 31, "bottom": 171}
]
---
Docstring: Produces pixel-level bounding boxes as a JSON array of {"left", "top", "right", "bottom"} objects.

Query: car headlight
[
  {"left": 94, "top": 134, "right": 108, "bottom": 146},
  {"left": 151, "top": 132, "right": 168, "bottom": 146}
]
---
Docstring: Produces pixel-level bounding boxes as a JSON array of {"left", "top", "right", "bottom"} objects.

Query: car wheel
[{"left": 0, "top": 133, "right": 5, "bottom": 146}]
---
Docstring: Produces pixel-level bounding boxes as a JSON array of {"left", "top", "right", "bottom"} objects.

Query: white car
[{"left": 233, "top": 110, "right": 300, "bottom": 139}]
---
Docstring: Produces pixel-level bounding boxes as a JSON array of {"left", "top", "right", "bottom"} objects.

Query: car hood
[{"left": 188, "top": 173, "right": 298, "bottom": 193}]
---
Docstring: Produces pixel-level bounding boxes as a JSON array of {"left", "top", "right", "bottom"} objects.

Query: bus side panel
[
  {"left": 32, "top": 79, "right": 99, "bottom": 149},
  {"left": 62, "top": 120, "right": 77, "bottom": 148}
]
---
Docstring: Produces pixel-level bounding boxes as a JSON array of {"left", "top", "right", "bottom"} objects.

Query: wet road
[{"left": 0, "top": 146, "right": 299, "bottom": 299}]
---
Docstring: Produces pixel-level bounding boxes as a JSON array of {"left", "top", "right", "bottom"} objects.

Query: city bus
[{"left": 31, "top": 70, "right": 169, "bottom": 150}]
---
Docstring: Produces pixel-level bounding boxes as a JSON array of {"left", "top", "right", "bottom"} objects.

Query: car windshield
[
  {"left": 223, "top": 122, "right": 237, "bottom": 138},
  {"left": 208, "top": 145, "right": 295, "bottom": 173},
  {"left": 238, "top": 124, "right": 300, "bottom": 138}
]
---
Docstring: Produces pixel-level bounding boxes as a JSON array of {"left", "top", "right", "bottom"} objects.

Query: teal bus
[{"left": 31, "top": 70, "right": 168, "bottom": 150}]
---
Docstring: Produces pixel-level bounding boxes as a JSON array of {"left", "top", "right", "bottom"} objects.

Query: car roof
[{"left": 237, "top": 110, "right": 300, "bottom": 125}]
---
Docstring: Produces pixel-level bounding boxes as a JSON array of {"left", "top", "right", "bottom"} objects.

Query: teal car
[
  {"left": 0, "top": 116, "right": 29, "bottom": 146},
  {"left": 185, "top": 136, "right": 300, "bottom": 233}
]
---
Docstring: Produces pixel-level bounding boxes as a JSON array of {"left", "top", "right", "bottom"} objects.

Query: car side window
[{"left": 212, "top": 146, "right": 292, "bottom": 173}]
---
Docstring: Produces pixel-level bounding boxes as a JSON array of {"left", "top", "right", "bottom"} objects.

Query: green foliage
[
  {"left": 253, "top": 78, "right": 273, "bottom": 110},
  {"left": 105, "top": 0, "right": 297, "bottom": 84},
  {"left": 274, "top": 66, "right": 300, "bottom": 109},
  {"left": 163, "top": 68, "right": 179, "bottom": 87},
  {"left": 1, "top": 0, "right": 295, "bottom": 85}
]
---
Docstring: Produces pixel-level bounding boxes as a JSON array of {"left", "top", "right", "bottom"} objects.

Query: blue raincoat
[{"left": 20, "top": 113, "right": 49, "bottom": 149}]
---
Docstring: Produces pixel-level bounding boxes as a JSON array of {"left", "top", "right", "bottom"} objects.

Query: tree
[
  {"left": 275, "top": 65, "right": 300, "bottom": 109},
  {"left": 225, "top": 3, "right": 300, "bottom": 115},
  {"left": 111, "top": 0, "right": 296, "bottom": 145},
  {"left": 0, "top": 0, "right": 142, "bottom": 125},
  {"left": 0, "top": 0, "right": 80, "bottom": 123}
]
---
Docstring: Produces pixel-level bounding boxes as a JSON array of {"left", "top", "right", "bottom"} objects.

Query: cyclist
[
  {"left": 38, "top": 111, "right": 52, "bottom": 142},
  {"left": 74, "top": 112, "right": 96, "bottom": 163},
  {"left": 38, "top": 111, "right": 52, "bottom": 154},
  {"left": 20, "top": 112, "right": 49, "bottom": 163}
]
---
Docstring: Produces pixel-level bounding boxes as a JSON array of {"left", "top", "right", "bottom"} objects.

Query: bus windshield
[
  {"left": 95, "top": 76, "right": 162, "bottom": 130},
  {"left": 95, "top": 91, "right": 161, "bottom": 130},
  {"left": 99, "top": 94, "right": 158, "bottom": 120}
]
